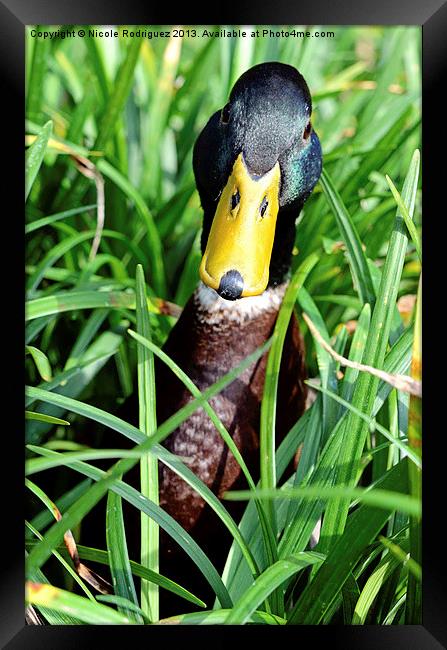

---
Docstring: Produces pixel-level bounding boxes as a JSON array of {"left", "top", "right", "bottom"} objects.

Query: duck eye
[
  {"left": 259, "top": 196, "right": 268, "bottom": 218},
  {"left": 221, "top": 103, "right": 231, "bottom": 124},
  {"left": 303, "top": 121, "right": 312, "bottom": 141},
  {"left": 231, "top": 189, "right": 240, "bottom": 210}
]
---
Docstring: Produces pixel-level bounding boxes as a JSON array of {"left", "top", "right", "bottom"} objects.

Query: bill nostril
[{"left": 217, "top": 270, "right": 244, "bottom": 300}]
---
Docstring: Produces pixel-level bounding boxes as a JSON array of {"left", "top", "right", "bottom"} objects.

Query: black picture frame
[{"left": 4, "top": 0, "right": 446, "bottom": 646}]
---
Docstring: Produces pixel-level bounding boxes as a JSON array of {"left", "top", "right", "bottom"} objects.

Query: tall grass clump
[{"left": 25, "top": 25, "right": 421, "bottom": 625}]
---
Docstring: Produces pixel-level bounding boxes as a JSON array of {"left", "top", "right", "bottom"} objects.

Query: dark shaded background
[{"left": 2, "top": 0, "right": 445, "bottom": 646}]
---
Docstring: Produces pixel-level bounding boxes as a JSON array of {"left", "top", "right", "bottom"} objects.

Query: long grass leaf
[
  {"left": 318, "top": 150, "right": 420, "bottom": 553},
  {"left": 62, "top": 37, "right": 142, "bottom": 213},
  {"left": 25, "top": 340, "right": 272, "bottom": 580},
  {"left": 25, "top": 205, "right": 97, "bottom": 234},
  {"left": 25, "top": 120, "right": 52, "bottom": 201},
  {"left": 97, "top": 159, "right": 166, "bottom": 295},
  {"left": 159, "top": 609, "right": 286, "bottom": 625},
  {"left": 26, "top": 290, "right": 138, "bottom": 321},
  {"left": 26, "top": 33, "right": 51, "bottom": 123},
  {"left": 225, "top": 553, "right": 324, "bottom": 625},
  {"left": 131, "top": 330, "right": 279, "bottom": 569},
  {"left": 25, "top": 345, "right": 53, "bottom": 382},
  {"left": 386, "top": 174, "right": 422, "bottom": 261},
  {"left": 260, "top": 253, "right": 319, "bottom": 522},
  {"left": 106, "top": 489, "right": 143, "bottom": 622},
  {"left": 288, "top": 459, "right": 409, "bottom": 624},
  {"left": 135, "top": 265, "right": 159, "bottom": 620},
  {"left": 26, "top": 581, "right": 133, "bottom": 625},
  {"left": 25, "top": 538, "right": 206, "bottom": 608},
  {"left": 260, "top": 252, "right": 318, "bottom": 615},
  {"left": 26, "top": 446, "right": 231, "bottom": 608},
  {"left": 224, "top": 483, "right": 419, "bottom": 517},
  {"left": 306, "top": 381, "right": 421, "bottom": 468},
  {"left": 25, "top": 559, "right": 83, "bottom": 625},
  {"left": 320, "top": 168, "right": 375, "bottom": 306}
]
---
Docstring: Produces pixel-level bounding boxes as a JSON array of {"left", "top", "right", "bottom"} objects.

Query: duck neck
[{"left": 194, "top": 281, "right": 288, "bottom": 330}]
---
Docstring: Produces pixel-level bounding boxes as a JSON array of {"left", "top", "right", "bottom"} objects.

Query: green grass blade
[
  {"left": 26, "top": 445, "right": 231, "bottom": 608},
  {"left": 277, "top": 320, "right": 414, "bottom": 562},
  {"left": 288, "top": 459, "right": 409, "bottom": 624},
  {"left": 27, "top": 532, "right": 206, "bottom": 607},
  {"left": 26, "top": 449, "right": 147, "bottom": 475},
  {"left": 386, "top": 174, "right": 421, "bottom": 261},
  {"left": 25, "top": 481, "right": 96, "bottom": 601},
  {"left": 94, "top": 38, "right": 142, "bottom": 152},
  {"left": 64, "top": 309, "right": 109, "bottom": 370},
  {"left": 159, "top": 609, "right": 286, "bottom": 625},
  {"left": 25, "top": 205, "right": 97, "bottom": 234},
  {"left": 84, "top": 33, "right": 110, "bottom": 105},
  {"left": 25, "top": 340, "right": 272, "bottom": 581},
  {"left": 25, "top": 345, "right": 53, "bottom": 382},
  {"left": 145, "top": 34, "right": 182, "bottom": 199},
  {"left": 27, "top": 478, "right": 92, "bottom": 537},
  {"left": 25, "top": 412, "right": 69, "bottom": 426},
  {"left": 320, "top": 168, "right": 375, "bottom": 306},
  {"left": 225, "top": 552, "right": 324, "bottom": 625},
  {"left": 25, "top": 539, "right": 206, "bottom": 609},
  {"left": 25, "top": 335, "right": 271, "bottom": 457},
  {"left": 297, "top": 286, "right": 337, "bottom": 441},
  {"left": 260, "top": 253, "right": 319, "bottom": 521},
  {"left": 26, "top": 329, "right": 125, "bottom": 445},
  {"left": 221, "top": 409, "right": 311, "bottom": 602},
  {"left": 352, "top": 544, "right": 403, "bottom": 624},
  {"left": 339, "top": 303, "right": 371, "bottom": 405},
  {"left": 317, "top": 150, "right": 420, "bottom": 553},
  {"left": 128, "top": 330, "right": 257, "bottom": 489},
  {"left": 40, "top": 537, "right": 206, "bottom": 609},
  {"left": 96, "top": 595, "right": 149, "bottom": 623},
  {"left": 224, "top": 484, "right": 419, "bottom": 518},
  {"left": 306, "top": 381, "right": 421, "bottom": 468},
  {"left": 26, "top": 230, "right": 95, "bottom": 293},
  {"left": 127, "top": 328, "right": 278, "bottom": 568},
  {"left": 26, "top": 33, "right": 51, "bottom": 123},
  {"left": 259, "top": 252, "right": 318, "bottom": 615},
  {"left": 97, "top": 159, "right": 166, "bottom": 295},
  {"left": 25, "top": 120, "right": 52, "bottom": 201},
  {"left": 135, "top": 265, "right": 159, "bottom": 621},
  {"left": 379, "top": 535, "right": 421, "bottom": 581},
  {"left": 25, "top": 557, "right": 84, "bottom": 624},
  {"left": 25, "top": 290, "right": 139, "bottom": 321},
  {"left": 26, "top": 581, "right": 133, "bottom": 625},
  {"left": 62, "top": 37, "right": 142, "bottom": 211},
  {"left": 355, "top": 28, "right": 408, "bottom": 138},
  {"left": 106, "top": 489, "right": 143, "bottom": 623},
  {"left": 25, "top": 520, "right": 95, "bottom": 602},
  {"left": 26, "top": 227, "right": 148, "bottom": 294}
]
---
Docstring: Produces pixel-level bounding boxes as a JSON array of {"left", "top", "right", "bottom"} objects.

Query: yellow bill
[{"left": 199, "top": 153, "right": 281, "bottom": 298}]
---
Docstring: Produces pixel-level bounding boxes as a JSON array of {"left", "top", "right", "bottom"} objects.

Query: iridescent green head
[{"left": 193, "top": 62, "right": 322, "bottom": 299}]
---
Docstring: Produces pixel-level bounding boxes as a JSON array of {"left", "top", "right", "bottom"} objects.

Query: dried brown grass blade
[
  {"left": 70, "top": 154, "right": 105, "bottom": 262},
  {"left": 51, "top": 501, "right": 112, "bottom": 594},
  {"left": 303, "top": 312, "right": 421, "bottom": 398}
]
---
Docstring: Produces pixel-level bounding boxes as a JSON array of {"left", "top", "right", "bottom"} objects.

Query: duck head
[{"left": 193, "top": 62, "right": 322, "bottom": 300}]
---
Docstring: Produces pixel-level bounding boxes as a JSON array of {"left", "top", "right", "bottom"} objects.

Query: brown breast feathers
[{"left": 156, "top": 283, "right": 307, "bottom": 535}]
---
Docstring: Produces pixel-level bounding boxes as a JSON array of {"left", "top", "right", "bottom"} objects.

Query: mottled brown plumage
[{"left": 157, "top": 286, "right": 306, "bottom": 531}]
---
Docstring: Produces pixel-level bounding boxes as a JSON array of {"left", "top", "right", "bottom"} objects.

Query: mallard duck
[{"left": 155, "top": 62, "right": 322, "bottom": 600}]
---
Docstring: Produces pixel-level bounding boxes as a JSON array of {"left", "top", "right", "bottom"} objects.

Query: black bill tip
[{"left": 217, "top": 270, "right": 244, "bottom": 301}]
